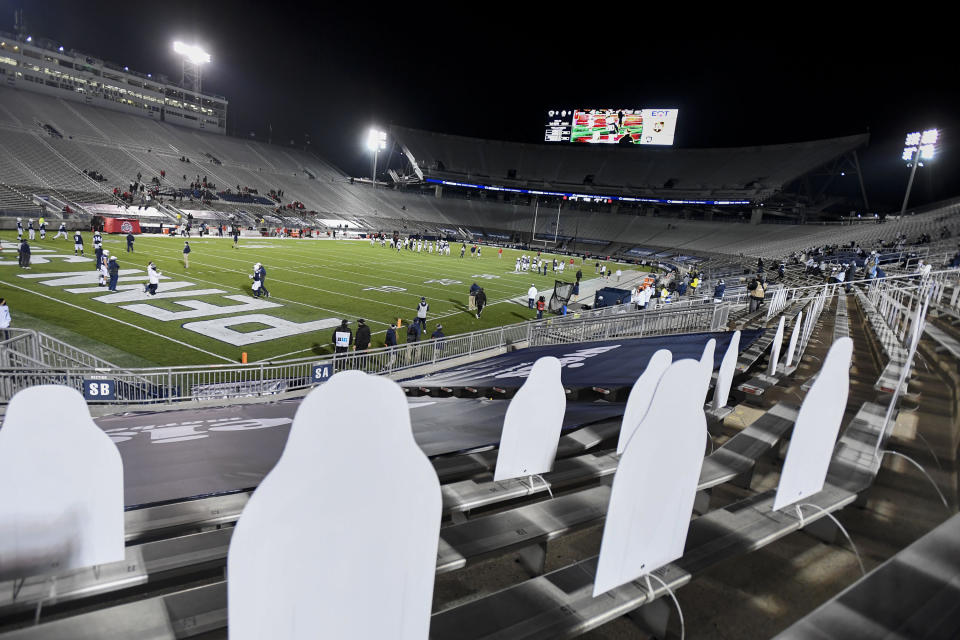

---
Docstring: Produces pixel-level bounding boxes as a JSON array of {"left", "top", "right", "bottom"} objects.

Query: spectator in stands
[
  {"left": 527, "top": 284, "right": 538, "bottom": 309},
  {"left": 748, "top": 278, "right": 765, "bottom": 312},
  {"left": 475, "top": 287, "right": 487, "bottom": 319},
  {"left": 844, "top": 263, "right": 857, "bottom": 293},
  {"left": 333, "top": 320, "right": 353, "bottom": 355},
  {"left": 0, "top": 298, "right": 9, "bottom": 340},
  {"left": 713, "top": 279, "right": 725, "bottom": 303}
]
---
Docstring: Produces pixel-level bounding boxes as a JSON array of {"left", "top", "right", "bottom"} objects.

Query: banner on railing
[{"left": 191, "top": 378, "right": 288, "bottom": 400}]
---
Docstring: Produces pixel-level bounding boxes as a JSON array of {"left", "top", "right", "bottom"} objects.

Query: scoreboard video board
[{"left": 544, "top": 108, "right": 678, "bottom": 145}]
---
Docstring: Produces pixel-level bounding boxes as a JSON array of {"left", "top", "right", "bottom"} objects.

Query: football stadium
[{"left": 0, "top": 8, "right": 959, "bottom": 640}]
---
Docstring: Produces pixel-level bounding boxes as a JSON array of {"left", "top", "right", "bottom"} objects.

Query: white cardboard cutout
[
  {"left": 616, "top": 349, "right": 672, "bottom": 455},
  {"left": 227, "top": 371, "right": 441, "bottom": 640},
  {"left": 0, "top": 386, "right": 124, "bottom": 580},
  {"left": 784, "top": 311, "right": 802, "bottom": 368},
  {"left": 494, "top": 357, "right": 567, "bottom": 480},
  {"left": 711, "top": 330, "right": 741, "bottom": 411},
  {"left": 594, "top": 359, "right": 707, "bottom": 596},
  {"left": 698, "top": 338, "right": 716, "bottom": 401},
  {"left": 767, "top": 315, "right": 785, "bottom": 376},
  {"left": 773, "top": 337, "right": 853, "bottom": 511}
]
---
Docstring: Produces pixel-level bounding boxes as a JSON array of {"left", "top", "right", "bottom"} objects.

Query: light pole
[
  {"left": 172, "top": 41, "right": 210, "bottom": 94},
  {"left": 900, "top": 128, "right": 939, "bottom": 217},
  {"left": 366, "top": 128, "right": 386, "bottom": 189}
]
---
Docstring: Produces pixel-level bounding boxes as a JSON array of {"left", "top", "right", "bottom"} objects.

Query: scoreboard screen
[{"left": 544, "top": 108, "right": 678, "bottom": 145}]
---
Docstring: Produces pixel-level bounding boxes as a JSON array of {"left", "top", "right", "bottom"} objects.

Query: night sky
[{"left": 1, "top": 1, "right": 957, "bottom": 211}]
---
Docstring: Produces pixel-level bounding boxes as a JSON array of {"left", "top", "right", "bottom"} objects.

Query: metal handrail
[{"left": 0, "top": 304, "right": 726, "bottom": 405}]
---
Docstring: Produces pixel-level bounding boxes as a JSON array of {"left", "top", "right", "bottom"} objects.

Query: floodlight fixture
[
  {"left": 25, "top": 35, "right": 31, "bottom": 43},
  {"left": 173, "top": 41, "right": 211, "bottom": 65},
  {"left": 366, "top": 128, "right": 387, "bottom": 152},
  {"left": 900, "top": 126, "right": 940, "bottom": 216},
  {"left": 173, "top": 41, "right": 210, "bottom": 94},
  {"left": 366, "top": 128, "right": 387, "bottom": 188}
]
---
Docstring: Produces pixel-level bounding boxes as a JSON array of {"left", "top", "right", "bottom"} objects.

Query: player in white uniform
[
  {"left": 143, "top": 262, "right": 161, "bottom": 295},
  {"left": 16, "top": 218, "right": 23, "bottom": 241},
  {"left": 39, "top": 219, "right": 46, "bottom": 240},
  {"left": 27, "top": 219, "right": 35, "bottom": 240},
  {"left": 98, "top": 250, "right": 110, "bottom": 286}
]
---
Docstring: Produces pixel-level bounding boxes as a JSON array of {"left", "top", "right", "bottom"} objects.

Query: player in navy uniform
[
  {"left": 18, "top": 238, "right": 31, "bottom": 269},
  {"left": 55, "top": 222, "right": 67, "bottom": 240},
  {"left": 107, "top": 256, "right": 120, "bottom": 291},
  {"left": 16, "top": 218, "right": 23, "bottom": 241},
  {"left": 74, "top": 230, "right": 84, "bottom": 256},
  {"left": 249, "top": 262, "right": 270, "bottom": 298}
]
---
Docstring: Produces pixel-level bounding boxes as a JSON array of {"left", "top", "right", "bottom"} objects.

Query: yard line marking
[
  {"left": 113, "top": 240, "right": 454, "bottom": 314},
  {"left": 254, "top": 288, "right": 533, "bottom": 362},
  {"left": 92, "top": 240, "right": 398, "bottom": 326},
  {"left": 120, "top": 236, "right": 543, "bottom": 298},
  {"left": 0, "top": 278, "right": 235, "bottom": 363}
]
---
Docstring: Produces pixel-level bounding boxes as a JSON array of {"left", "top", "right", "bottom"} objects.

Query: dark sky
[{"left": 2, "top": 1, "right": 957, "bottom": 211}]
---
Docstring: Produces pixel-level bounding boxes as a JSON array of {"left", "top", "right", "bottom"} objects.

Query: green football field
[{"left": 0, "top": 233, "right": 641, "bottom": 367}]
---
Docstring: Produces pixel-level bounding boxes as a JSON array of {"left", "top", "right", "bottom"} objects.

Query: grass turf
[{"left": 0, "top": 233, "right": 645, "bottom": 367}]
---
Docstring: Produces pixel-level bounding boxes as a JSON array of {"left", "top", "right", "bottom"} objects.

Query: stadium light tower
[
  {"left": 900, "top": 128, "right": 939, "bottom": 216},
  {"left": 173, "top": 41, "right": 210, "bottom": 94},
  {"left": 366, "top": 128, "right": 387, "bottom": 189}
]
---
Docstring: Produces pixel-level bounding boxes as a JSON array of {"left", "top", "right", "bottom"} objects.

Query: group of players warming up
[{"left": 5, "top": 224, "right": 567, "bottom": 354}]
